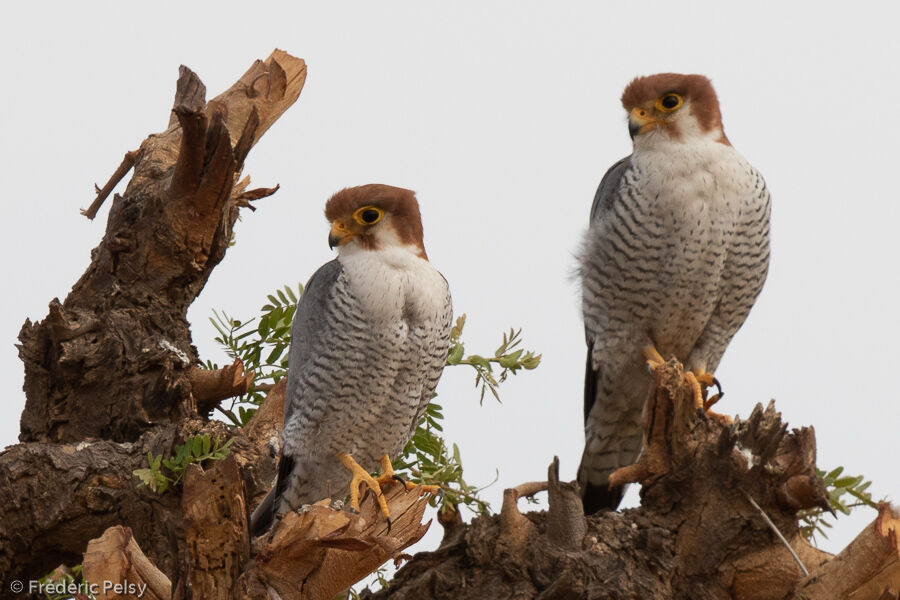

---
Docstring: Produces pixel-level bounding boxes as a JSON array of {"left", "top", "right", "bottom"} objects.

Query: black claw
[
  {"left": 712, "top": 376, "right": 724, "bottom": 400},
  {"left": 386, "top": 516, "right": 392, "bottom": 534},
  {"left": 392, "top": 473, "right": 407, "bottom": 487}
]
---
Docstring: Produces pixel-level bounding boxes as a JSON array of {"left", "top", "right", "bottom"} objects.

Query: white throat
[{"left": 337, "top": 245, "right": 447, "bottom": 324}]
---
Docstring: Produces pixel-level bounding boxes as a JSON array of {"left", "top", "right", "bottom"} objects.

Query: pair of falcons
[{"left": 249, "top": 73, "right": 771, "bottom": 535}]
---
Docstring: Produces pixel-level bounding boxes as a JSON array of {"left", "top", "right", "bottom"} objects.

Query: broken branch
[{"left": 81, "top": 149, "right": 139, "bottom": 220}]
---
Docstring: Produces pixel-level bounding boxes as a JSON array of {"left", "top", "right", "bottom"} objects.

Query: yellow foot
[
  {"left": 374, "top": 455, "right": 441, "bottom": 497},
  {"left": 642, "top": 345, "right": 666, "bottom": 372},
  {"left": 338, "top": 452, "right": 390, "bottom": 523},
  {"left": 684, "top": 371, "right": 706, "bottom": 410},
  {"left": 685, "top": 370, "right": 731, "bottom": 423}
]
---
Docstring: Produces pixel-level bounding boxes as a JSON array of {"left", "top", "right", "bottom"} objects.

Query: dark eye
[
  {"left": 660, "top": 94, "right": 681, "bottom": 110},
  {"left": 353, "top": 205, "right": 384, "bottom": 226}
]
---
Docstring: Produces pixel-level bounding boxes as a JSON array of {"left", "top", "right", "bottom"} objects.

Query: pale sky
[{"left": 2, "top": 1, "right": 898, "bottom": 557}]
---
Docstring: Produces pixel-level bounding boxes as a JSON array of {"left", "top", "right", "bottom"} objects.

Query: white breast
[
  {"left": 632, "top": 135, "right": 754, "bottom": 213},
  {"left": 337, "top": 245, "right": 449, "bottom": 324}
]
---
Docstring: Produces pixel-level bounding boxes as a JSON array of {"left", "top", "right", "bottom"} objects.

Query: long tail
[
  {"left": 249, "top": 487, "right": 278, "bottom": 537},
  {"left": 578, "top": 349, "right": 650, "bottom": 514},
  {"left": 249, "top": 453, "right": 297, "bottom": 537}
]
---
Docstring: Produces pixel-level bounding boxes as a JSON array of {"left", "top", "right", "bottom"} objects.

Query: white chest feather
[
  {"left": 631, "top": 135, "right": 754, "bottom": 217},
  {"left": 337, "top": 245, "right": 449, "bottom": 324}
]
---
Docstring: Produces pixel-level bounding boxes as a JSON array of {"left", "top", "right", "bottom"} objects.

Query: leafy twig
[
  {"left": 133, "top": 434, "right": 234, "bottom": 495},
  {"left": 445, "top": 315, "right": 541, "bottom": 404},
  {"left": 798, "top": 466, "right": 880, "bottom": 543}
]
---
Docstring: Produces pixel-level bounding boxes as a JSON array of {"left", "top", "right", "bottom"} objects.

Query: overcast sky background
[{"left": 2, "top": 1, "right": 898, "bottom": 560}]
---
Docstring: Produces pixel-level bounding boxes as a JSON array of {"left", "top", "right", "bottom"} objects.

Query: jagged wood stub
[
  {"left": 79, "top": 480, "right": 435, "bottom": 600},
  {"left": 363, "top": 362, "right": 897, "bottom": 600},
  {"left": 17, "top": 50, "right": 306, "bottom": 444}
]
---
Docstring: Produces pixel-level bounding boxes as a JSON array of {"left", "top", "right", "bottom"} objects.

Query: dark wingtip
[
  {"left": 249, "top": 488, "right": 276, "bottom": 537},
  {"left": 581, "top": 482, "right": 625, "bottom": 515}
]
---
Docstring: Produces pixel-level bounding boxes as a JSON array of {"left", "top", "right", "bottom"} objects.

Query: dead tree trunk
[
  {"left": 17, "top": 51, "right": 300, "bottom": 444},
  {"left": 363, "top": 362, "right": 899, "bottom": 600},
  {"left": 1, "top": 51, "right": 897, "bottom": 600},
  {"left": 2, "top": 49, "right": 307, "bottom": 585}
]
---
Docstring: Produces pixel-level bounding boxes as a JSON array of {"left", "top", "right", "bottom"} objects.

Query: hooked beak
[
  {"left": 328, "top": 221, "right": 353, "bottom": 249},
  {"left": 628, "top": 107, "right": 660, "bottom": 140}
]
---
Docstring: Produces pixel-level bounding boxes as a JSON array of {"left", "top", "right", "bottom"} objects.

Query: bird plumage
[
  {"left": 578, "top": 74, "right": 771, "bottom": 513},
  {"left": 250, "top": 185, "right": 452, "bottom": 535}
]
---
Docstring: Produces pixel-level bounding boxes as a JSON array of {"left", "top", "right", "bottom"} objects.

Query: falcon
[
  {"left": 250, "top": 184, "right": 452, "bottom": 535},
  {"left": 577, "top": 74, "right": 771, "bottom": 513}
]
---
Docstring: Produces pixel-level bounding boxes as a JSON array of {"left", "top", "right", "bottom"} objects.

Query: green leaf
[
  {"left": 446, "top": 344, "right": 464, "bottom": 365},
  {"left": 133, "top": 468, "right": 155, "bottom": 488},
  {"left": 498, "top": 349, "right": 524, "bottom": 368}
]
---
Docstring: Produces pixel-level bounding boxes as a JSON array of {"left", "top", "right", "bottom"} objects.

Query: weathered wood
[
  {"left": 792, "top": 504, "right": 900, "bottom": 600},
  {"left": 182, "top": 455, "right": 250, "bottom": 599},
  {"left": 365, "top": 362, "right": 849, "bottom": 600},
  {"left": 239, "top": 483, "right": 434, "bottom": 600},
  {"left": 18, "top": 50, "right": 307, "bottom": 444},
  {"left": 0, "top": 424, "right": 184, "bottom": 583},
  {"left": 83, "top": 526, "right": 172, "bottom": 600}
]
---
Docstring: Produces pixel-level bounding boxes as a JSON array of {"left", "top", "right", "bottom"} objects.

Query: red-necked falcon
[
  {"left": 250, "top": 184, "right": 452, "bottom": 535},
  {"left": 577, "top": 74, "right": 771, "bottom": 513}
]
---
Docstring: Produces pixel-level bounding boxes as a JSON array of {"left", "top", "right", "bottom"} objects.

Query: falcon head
[
  {"left": 324, "top": 184, "right": 428, "bottom": 259},
  {"left": 620, "top": 73, "right": 728, "bottom": 145}
]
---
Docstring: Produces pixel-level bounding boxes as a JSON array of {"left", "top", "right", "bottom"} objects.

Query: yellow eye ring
[
  {"left": 353, "top": 205, "right": 384, "bottom": 226},
  {"left": 655, "top": 93, "right": 683, "bottom": 112}
]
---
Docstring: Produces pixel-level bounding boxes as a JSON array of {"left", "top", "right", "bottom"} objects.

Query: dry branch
[
  {"left": 81, "top": 149, "right": 139, "bottom": 219},
  {"left": 189, "top": 358, "right": 255, "bottom": 414}
]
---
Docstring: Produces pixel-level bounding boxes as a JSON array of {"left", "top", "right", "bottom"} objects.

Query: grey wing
[
  {"left": 589, "top": 155, "right": 632, "bottom": 223},
  {"left": 256, "top": 260, "right": 343, "bottom": 533},
  {"left": 283, "top": 259, "right": 343, "bottom": 424},
  {"left": 579, "top": 154, "right": 653, "bottom": 512},
  {"left": 250, "top": 259, "right": 343, "bottom": 536},
  {"left": 583, "top": 154, "right": 632, "bottom": 421}
]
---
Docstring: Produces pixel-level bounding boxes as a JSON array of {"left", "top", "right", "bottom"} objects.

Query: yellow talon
[
  {"left": 642, "top": 345, "right": 666, "bottom": 371},
  {"left": 684, "top": 371, "right": 705, "bottom": 410},
  {"left": 686, "top": 369, "right": 731, "bottom": 423},
  {"left": 694, "top": 370, "right": 715, "bottom": 387},
  {"left": 338, "top": 452, "right": 390, "bottom": 520},
  {"left": 374, "top": 454, "right": 441, "bottom": 496}
]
